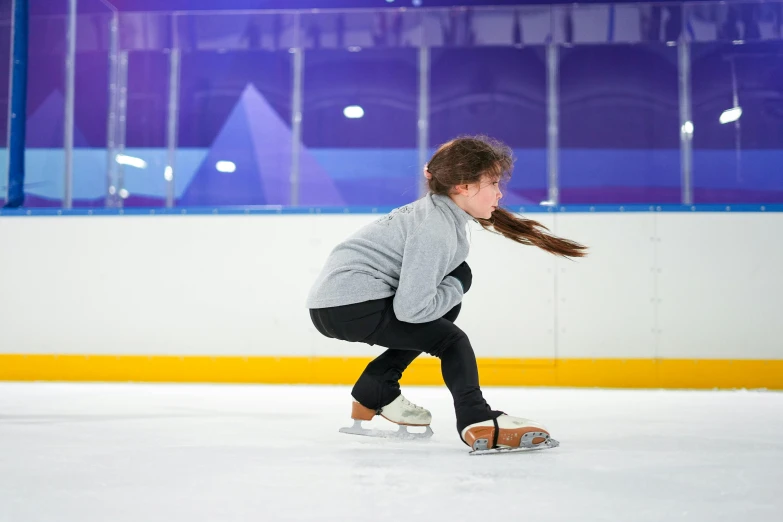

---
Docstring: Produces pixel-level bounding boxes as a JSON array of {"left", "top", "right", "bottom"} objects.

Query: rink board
[{"left": 1, "top": 210, "right": 782, "bottom": 389}]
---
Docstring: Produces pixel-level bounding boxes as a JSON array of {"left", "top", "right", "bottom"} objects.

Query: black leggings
[{"left": 309, "top": 297, "right": 501, "bottom": 434}]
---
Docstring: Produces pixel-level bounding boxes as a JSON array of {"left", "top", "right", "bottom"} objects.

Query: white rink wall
[{"left": 0, "top": 211, "right": 782, "bottom": 361}]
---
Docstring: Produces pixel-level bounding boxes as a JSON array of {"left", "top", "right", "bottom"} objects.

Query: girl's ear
[{"left": 454, "top": 183, "right": 471, "bottom": 196}]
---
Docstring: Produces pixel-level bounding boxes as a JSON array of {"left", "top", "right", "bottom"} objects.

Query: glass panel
[
  {"left": 299, "top": 47, "right": 418, "bottom": 206},
  {"left": 429, "top": 46, "right": 548, "bottom": 206},
  {"left": 691, "top": 40, "right": 783, "bottom": 203},
  {"left": 559, "top": 43, "right": 681, "bottom": 204},
  {"left": 687, "top": 1, "right": 783, "bottom": 43},
  {"left": 171, "top": 12, "right": 297, "bottom": 52},
  {"left": 71, "top": 0, "right": 114, "bottom": 208},
  {"left": 121, "top": 50, "right": 170, "bottom": 207},
  {"left": 423, "top": 6, "right": 552, "bottom": 47},
  {"left": 176, "top": 44, "right": 293, "bottom": 205},
  {"left": 552, "top": 2, "right": 686, "bottom": 45},
  {"left": 117, "top": 12, "right": 173, "bottom": 52},
  {"left": 25, "top": 5, "right": 67, "bottom": 207},
  {"left": 300, "top": 10, "right": 423, "bottom": 50},
  {"left": 13, "top": 2, "right": 783, "bottom": 209}
]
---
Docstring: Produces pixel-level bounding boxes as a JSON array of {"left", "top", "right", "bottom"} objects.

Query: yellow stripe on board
[{"left": 1, "top": 355, "right": 781, "bottom": 389}]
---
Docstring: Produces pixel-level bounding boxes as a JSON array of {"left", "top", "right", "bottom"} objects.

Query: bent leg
[
  {"left": 351, "top": 303, "right": 463, "bottom": 410},
  {"left": 370, "top": 307, "right": 499, "bottom": 433}
]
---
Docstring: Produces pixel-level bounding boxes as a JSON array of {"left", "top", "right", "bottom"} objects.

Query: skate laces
[{"left": 401, "top": 396, "right": 426, "bottom": 412}]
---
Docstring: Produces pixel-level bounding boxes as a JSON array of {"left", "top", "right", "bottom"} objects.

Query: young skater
[{"left": 307, "top": 135, "right": 587, "bottom": 453}]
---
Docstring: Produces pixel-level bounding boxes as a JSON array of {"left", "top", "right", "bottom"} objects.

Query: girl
[{"left": 307, "top": 135, "right": 587, "bottom": 453}]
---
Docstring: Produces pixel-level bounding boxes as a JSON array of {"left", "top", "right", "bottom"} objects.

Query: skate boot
[
  {"left": 461, "top": 414, "right": 559, "bottom": 455},
  {"left": 339, "top": 394, "right": 434, "bottom": 440}
]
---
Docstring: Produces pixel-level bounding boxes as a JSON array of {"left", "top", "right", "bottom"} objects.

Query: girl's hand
[{"left": 447, "top": 261, "right": 472, "bottom": 293}]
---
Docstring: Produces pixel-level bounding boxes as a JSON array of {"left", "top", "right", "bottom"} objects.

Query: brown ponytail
[
  {"left": 426, "top": 135, "right": 588, "bottom": 259},
  {"left": 477, "top": 207, "right": 588, "bottom": 259}
]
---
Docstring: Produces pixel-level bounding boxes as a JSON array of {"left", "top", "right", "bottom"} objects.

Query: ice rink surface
[{"left": 1, "top": 383, "right": 781, "bottom": 522}]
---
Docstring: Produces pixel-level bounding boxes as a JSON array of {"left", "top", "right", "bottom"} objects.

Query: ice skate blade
[
  {"left": 339, "top": 420, "right": 433, "bottom": 440},
  {"left": 469, "top": 437, "right": 560, "bottom": 456}
]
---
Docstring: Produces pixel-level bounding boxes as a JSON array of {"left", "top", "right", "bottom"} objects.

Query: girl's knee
[
  {"left": 431, "top": 329, "right": 470, "bottom": 358},
  {"left": 309, "top": 310, "right": 332, "bottom": 338}
]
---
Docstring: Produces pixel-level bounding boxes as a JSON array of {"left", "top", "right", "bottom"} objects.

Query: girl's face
[{"left": 452, "top": 175, "right": 503, "bottom": 219}]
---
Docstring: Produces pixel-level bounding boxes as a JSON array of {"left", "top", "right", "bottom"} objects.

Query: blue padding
[{"left": 1, "top": 204, "right": 782, "bottom": 217}]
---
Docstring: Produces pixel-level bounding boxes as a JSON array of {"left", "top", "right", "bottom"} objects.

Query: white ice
[{"left": 1, "top": 383, "right": 781, "bottom": 522}]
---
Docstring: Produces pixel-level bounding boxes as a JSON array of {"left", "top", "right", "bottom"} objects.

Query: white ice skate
[
  {"left": 461, "top": 414, "right": 560, "bottom": 455},
  {"left": 339, "top": 394, "right": 434, "bottom": 440}
]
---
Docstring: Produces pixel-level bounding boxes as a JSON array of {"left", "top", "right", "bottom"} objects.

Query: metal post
[
  {"left": 546, "top": 43, "right": 559, "bottom": 206},
  {"left": 678, "top": 40, "right": 693, "bottom": 205},
  {"left": 290, "top": 40, "right": 304, "bottom": 207},
  {"left": 105, "top": 10, "right": 119, "bottom": 207},
  {"left": 165, "top": 48, "right": 181, "bottom": 208},
  {"left": 418, "top": 45, "right": 430, "bottom": 198},
  {"left": 116, "top": 50, "right": 129, "bottom": 207},
  {"left": 730, "top": 57, "right": 742, "bottom": 184},
  {"left": 4, "top": 0, "right": 28, "bottom": 208},
  {"left": 64, "top": 0, "right": 78, "bottom": 209}
]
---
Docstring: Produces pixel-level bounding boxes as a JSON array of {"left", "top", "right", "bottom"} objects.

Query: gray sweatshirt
[{"left": 306, "top": 193, "right": 474, "bottom": 323}]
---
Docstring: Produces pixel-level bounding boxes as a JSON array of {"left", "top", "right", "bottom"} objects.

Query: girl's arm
[{"left": 393, "top": 218, "right": 463, "bottom": 323}]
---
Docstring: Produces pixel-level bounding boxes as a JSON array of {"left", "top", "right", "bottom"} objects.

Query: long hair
[{"left": 425, "top": 135, "right": 587, "bottom": 259}]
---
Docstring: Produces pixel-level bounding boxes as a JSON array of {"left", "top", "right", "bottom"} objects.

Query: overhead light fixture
[
  {"left": 719, "top": 107, "right": 742, "bottom": 124},
  {"left": 216, "top": 161, "right": 237, "bottom": 173},
  {"left": 343, "top": 105, "right": 365, "bottom": 119},
  {"left": 115, "top": 154, "right": 147, "bottom": 169}
]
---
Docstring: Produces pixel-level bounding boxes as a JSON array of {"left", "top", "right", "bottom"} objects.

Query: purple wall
[{"left": 6, "top": 1, "right": 783, "bottom": 208}]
